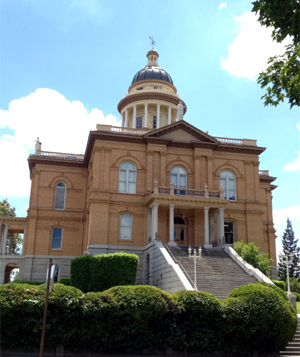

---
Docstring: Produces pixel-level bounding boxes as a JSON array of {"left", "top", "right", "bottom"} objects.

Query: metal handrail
[{"left": 164, "top": 244, "right": 195, "bottom": 288}]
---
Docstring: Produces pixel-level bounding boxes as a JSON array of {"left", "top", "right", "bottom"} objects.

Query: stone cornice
[{"left": 117, "top": 91, "right": 187, "bottom": 114}]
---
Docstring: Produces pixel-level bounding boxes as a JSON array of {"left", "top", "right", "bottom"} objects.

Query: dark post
[{"left": 39, "top": 258, "right": 52, "bottom": 357}]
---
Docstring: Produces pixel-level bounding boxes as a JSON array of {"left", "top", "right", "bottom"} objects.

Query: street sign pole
[{"left": 39, "top": 258, "right": 53, "bottom": 357}]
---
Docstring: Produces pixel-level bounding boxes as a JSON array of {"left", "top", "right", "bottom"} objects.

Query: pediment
[{"left": 143, "top": 120, "right": 219, "bottom": 144}]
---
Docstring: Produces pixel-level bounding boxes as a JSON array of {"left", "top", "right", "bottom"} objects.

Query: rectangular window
[
  {"left": 120, "top": 214, "right": 132, "bottom": 240},
  {"left": 137, "top": 87, "right": 143, "bottom": 90},
  {"left": 51, "top": 228, "right": 63, "bottom": 250},
  {"left": 136, "top": 116, "right": 142, "bottom": 129},
  {"left": 153, "top": 86, "right": 158, "bottom": 89},
  {"left": 153, "top": 116, "right": 157, "bottom": 129}
]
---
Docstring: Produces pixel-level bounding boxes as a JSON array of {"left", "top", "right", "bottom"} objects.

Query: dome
[
  {"left": 131, "top": 49, "right": 174, "bottom": 85},
  {"left": 131, "top": 66, "right": 173, "bottom": 85}
]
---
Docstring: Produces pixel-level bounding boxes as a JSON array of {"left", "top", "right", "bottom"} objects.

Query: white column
[
  {"left": 121, "top": 113, "right": 124, "bottom": 127},
  {"left": 133, "top": 105, "right": 137, "bottom": 129},
  {"left": 2, "top": 223, "right": 9, "bottom": 255},
  {"left": 151, "top": 203, "right": 159, "bottom": 241},
  {"left": 157, "top": 104, "right": 161, "bottom": 129},
  {"left": 168, "top": 204, "right": 175, "bottom": 245},
  {"left": 217, "top": 207, "right": 225, "bottom": 242},
  {"left": 147, "top": 209, "right": 152, "bottom": 243},
  {"left": 210, "top": 213, "right": 215, "bottom": 244},
  {"left": 144, "top": 103, "right": 148, "bottom": 127},
  {"left": 168, "top": 106, "right": 172, "bottom": 125},
  {"left": 21, "top": 224, "right": 26, "bottom": 255},
  {"left": 125, "top": 109, "right": 128, "bottom": 128},
  {"left": 204, "top": 206, "right": 211, "bottom": 248},
  {"left": 218, "top": 207, "right": 225, "bottom": 243}
]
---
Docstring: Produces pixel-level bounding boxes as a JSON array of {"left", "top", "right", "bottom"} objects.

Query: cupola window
[
  {"left": 137, "top": 87, "right": 143, "bottom": 91},
  {"left": 136, "top": 116, "right": 142, "bottom": 129}
]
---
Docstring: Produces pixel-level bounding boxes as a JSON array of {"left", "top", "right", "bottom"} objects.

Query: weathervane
[{"left": 149, "top": 36, "right": 156, "bottom": 49}]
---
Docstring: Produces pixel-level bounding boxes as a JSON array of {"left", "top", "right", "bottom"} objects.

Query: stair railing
[{"left": 164, "top": 244, "right": 195, "bottom": 288}]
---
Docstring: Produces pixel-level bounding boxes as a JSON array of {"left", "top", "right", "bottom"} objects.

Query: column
[
  {"left": 217, "top": 207, "right": 225, "bottom": 243},
  {"left": 8, "top": 233, "right": 13, "bottom": 255},
  {"left": 121, "top": 113, "right": 124, "bottom": 127},
  {"left": 147, "top": 209, "right": 152, "bottom": 243},
  {"left": 21, "top": 224, "right": 26, "bottom": 255},
  {"left": 133, "top": 105, "right": 137, "bottom": 129},
  {"left": 168, "top": 204, "right": 175, "bottom": 245},
  {"left": 204, "top": 206, "right": 211, "bottom": 248},
  {"left": 168, "top": 106, "right": 172, "bottom": 125},
  {"left": 210, "top": 213, "right": 215, "bottom": 244},
  {"left": 157, "top": 104, "right": 161, "bottom": 129},
  {"left": 144, "top": 103, "right": 148, "bottom": 127},
  {"left": 151, "top": 203, "right": 159, "bottom": 241},
  {"left": 2, "top": 223, "right": 9, "bottom": 255},
  {"left": 125, "top": 109, "right": 128, "bottom": 128}
]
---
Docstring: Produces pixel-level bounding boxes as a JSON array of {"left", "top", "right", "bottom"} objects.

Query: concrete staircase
[
  {"left": 280, "top": 315, "right": 300, "bottom": 357},
  {"left": 167, "top": 245, "right": 257, "bottom": 299}
]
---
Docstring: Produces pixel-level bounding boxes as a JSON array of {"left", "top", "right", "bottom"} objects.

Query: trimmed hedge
[
  {"left": 11, "top": 280, "right": 45, "bottom": 285},
  {"left": 57, "top": 277, "right": 72, "bottom": 286},
  {"left": 292, "top": 291, "right": 300, "bottom": 301},
  {"left": 0, "top": 282, "right": 297, "bottom": 354},
  {"left": 272, "top": 279, "right": 285, "bottom": 291},
  {"left": 71, "top": 253, "right": 139, "bottom": 293},
  {"left": 224, "top": 284, "right": 297, "bottom": 353}
]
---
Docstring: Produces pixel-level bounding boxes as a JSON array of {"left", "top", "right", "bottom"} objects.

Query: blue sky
[{"left": 1, "top": 0, "right": 299, "bottom": 257}]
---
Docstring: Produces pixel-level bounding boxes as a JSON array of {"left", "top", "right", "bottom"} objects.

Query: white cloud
[
  {"left": 0, "top": 88, "right": 119, "bottom": 197},
  {"left": 219, "top": 3, "right": 227, "bottom": 9},
  {"left": 220, "top": 12, "right": 290, "bottom": 80}
]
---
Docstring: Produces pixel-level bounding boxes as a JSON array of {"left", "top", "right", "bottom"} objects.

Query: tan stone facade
[{"left": 0, "top": 49, "right": 277, "bottom": 284}]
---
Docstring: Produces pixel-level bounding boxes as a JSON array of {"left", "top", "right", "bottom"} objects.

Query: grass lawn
[{"left": 297, "top": 301, "right": 300, "bottom": 314}]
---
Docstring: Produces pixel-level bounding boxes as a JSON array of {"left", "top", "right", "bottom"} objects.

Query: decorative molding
[
  {"left": 127, "top": 151, "right": 131, "bottom": 156},
  {"left": 194, "top": 155, "right": 201, "bottom": 160},
  {"left": 104, "top": 148, "right": 111, "bottom": 154},
  {"left": 177, "top": 156, "right": 181, "bottom": 161}
]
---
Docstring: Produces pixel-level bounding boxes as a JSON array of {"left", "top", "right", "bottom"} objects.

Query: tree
[
  {"left": 0, "top": 199, "right": 23, "bottom": 255},
  {"left": 278, "top": 218, "right": 300, "bottom": 282},
  {"left": 234, "top": 241, "right": 273, "bottom": 276},
  {"left": 252, "top": 0, "right": 300, "bottom": 108}
]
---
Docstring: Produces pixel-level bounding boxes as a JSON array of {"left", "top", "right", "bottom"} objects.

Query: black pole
[{"left": 39, "top": 258, "right": 52, "bottom": 357}]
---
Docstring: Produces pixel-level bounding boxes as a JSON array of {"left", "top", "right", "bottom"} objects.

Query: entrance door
[{"left": 174, "top": 217, "right": 187, "bottom": 245}]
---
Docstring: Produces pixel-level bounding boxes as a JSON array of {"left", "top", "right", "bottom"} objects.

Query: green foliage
[
  {"left": 254, "top": 281, "right": 288, "bottom": 301},
  {"left": 286, "top": 277, "right": 300, "bottom": 294},
  {"left": 234, "top": 241, "right": 273, "bottom": 276},
  {"left": 278, "top": 218, "right": 300, "bottom": 281},
  {"left": 71, "top": 252, "right": 139, "bottom": 293},
  {"left": 0, "top": 199, "right": 23, "bottom": 255},
  {"left": 81, "top": 285, "right": 175, "bottom": 351},
  {"left": 0, "top": 283, "right": 297, "bottom": 353},
  {"left": 57, "top": 277, "right": 72, "bottom": 286},
  {"left": 224, "top": 284, "right": 297, "bottom": 352},
  {"left": 272, "top": 279, "right": 285, "bottom": 291},
  {"left": 11, "top": 280, "right": 45, "bottom": 285},
  {"left": 292, "top": 292, "right": 300, "bottom": 302},
  {"left": 252, "top": 1, "right": 300, "bottom": 108},
  {"left": 171, "top": 291, "right": 224, "bottom": 351}
]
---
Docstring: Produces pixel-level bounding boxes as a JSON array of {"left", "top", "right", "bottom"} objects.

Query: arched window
[
  {"left": 120, "top": 214, "right": 132, "bottom": 240},
  {"left": 171, "top": 166, "right": 187, "bottom": 194},
  {"left": 220, "top": 170, "right": 236, "bottom": 201},
  {"left": 51, "top": 228, "right": 63, "bottom": 250},
  {"left": 54, "top": 182, "right": 66, "bottom": 210},
  {"left": 224, "top": 221, "right": 235, "bottom": 244},
  {"left": 119, "top": 162, "right": 136, "bottom": 194}
]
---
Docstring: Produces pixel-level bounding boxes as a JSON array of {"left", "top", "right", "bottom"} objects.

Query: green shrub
[
  {"left": 171, "top": 290, "right": 224, "bottom": 351},
  {"left": 224, "top": 283, "right": 298, "bottom": 353},
  {"left": 272, "top": 279, "right": 285, "bottom": 291},
  {"left": 255, "top": 281, "right": 289, "bottom": 300},
  {"left": 11, "top": 280, "right": 45, "bottom": 285},
  {"left": 234, "top": 241, "right": 273, "bottom": 276},
  {"left": 292, "top": 291, "right": 300, "bottom": 301},
  {"left": 286, "top": 277, "right": 300, "bottom": 294},
  {"left": 80, "top": 285, "right": 175, "bottom": 351},
  {"left": 57, "top": 277, "right": 72, "bottom": 286},
  {"left": 71, "top": 253, "right": 139, "bottom": 293}
]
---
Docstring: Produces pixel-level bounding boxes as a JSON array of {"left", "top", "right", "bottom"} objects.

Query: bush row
[
  {"left": 0, "top": 283, "right": 297, "bottom": 354},
  {"left": 70, "top": 252, "right": 139, "bottom": 293}
]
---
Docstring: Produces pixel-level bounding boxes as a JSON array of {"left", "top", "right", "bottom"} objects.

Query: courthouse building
[{"left": 0, "top": 49, "right": 277, "bottom": 285}]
